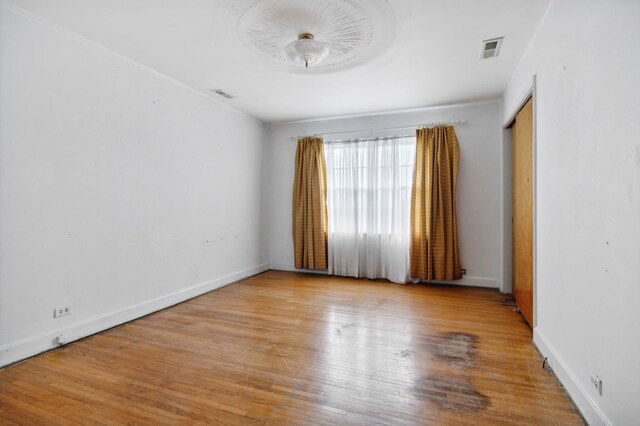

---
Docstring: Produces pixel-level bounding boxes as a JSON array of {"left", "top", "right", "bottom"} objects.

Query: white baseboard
[
  {"left": 430, "top": 275, "right": 500, "bottom": 288},
  {"left": 533, "top": 328, "right": 611, "bottom": 426},
  {"left": 270, "top": 263, "right": 499, "bottom": 288},
  {"left": 269, "top": 263, "right": 328, "bottom": 275},
  {"left": 0, "top": 263, "right": 270, "bottom": 369}
]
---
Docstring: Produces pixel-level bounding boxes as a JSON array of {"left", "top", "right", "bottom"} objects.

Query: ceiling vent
[
  {"left": 481, "top": 37, "right": 503, "bottom": 59},
  {"left": 212, "top": 89, "right": 234, "bottom": 99}
]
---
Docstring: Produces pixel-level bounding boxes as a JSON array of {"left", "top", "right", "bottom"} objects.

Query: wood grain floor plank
[{"left": 0, "top": 271, "right": 583, "bottom": 425}]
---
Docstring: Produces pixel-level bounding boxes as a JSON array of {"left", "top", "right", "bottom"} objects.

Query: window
[{"left": 324, "top": 136, "right": 415, "bottom": 283}]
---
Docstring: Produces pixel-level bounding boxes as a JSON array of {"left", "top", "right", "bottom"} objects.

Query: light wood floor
[{"left": 0, "top": 271, "right": 583, "bottom": 425}]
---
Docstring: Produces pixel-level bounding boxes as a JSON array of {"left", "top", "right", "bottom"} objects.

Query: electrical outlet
[
  {"left": 590, "top": 373, "right": 602, "bottom": 395},
  {"left": 53, "top": 305, "right": 72, "bottom": 318}
]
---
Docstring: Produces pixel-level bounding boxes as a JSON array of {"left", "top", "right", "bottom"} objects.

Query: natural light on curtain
[{"left": 324, "top": 136, "right": 416, "bottom": 283}]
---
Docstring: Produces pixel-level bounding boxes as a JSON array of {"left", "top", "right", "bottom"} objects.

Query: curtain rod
[
  {"left": 326, "top": 134, "right": 415, "bottom": 143},
  {"left": 289, "top": 120, "right": 466, "bottom": 140}
]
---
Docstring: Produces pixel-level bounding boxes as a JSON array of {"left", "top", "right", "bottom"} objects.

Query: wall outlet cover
[
  {"left": 53, "top": 305, "right": 72, "bottom": 318},
  {"left": 590, "top": 373, "right": 602, "bottom": 395}
]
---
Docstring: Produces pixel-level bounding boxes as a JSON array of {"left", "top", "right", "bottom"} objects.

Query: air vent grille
[
  {"left": 212, "top": 89, "right": 234, "bottom": 99},
  {"left": 481, "top": 37, "right": 503, "bottom": 59}
]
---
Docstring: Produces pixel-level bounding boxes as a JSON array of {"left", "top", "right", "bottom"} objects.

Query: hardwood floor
[{"left": 0, "top": 271, "right": 583, "bottom": 425}]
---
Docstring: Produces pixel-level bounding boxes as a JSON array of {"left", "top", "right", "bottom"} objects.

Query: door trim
[{"left": 503, "top": 75, "right": 537, "bottom": 328}]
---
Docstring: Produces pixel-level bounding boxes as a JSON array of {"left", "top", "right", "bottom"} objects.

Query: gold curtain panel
[
  {"left": 410, "top": 126, "right": 462, "bottom": 281},
  {"left": 292, "top": 137, "right": 328, "bottom": 270}
]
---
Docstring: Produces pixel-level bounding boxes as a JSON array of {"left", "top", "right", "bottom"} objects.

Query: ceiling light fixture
[{"left": 284, "top": 33, "right": 329, "bottom": 69}]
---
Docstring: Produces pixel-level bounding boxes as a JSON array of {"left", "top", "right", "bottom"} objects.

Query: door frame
[{"left": 502, "top": 75, "right": 538, "bottom": 328}]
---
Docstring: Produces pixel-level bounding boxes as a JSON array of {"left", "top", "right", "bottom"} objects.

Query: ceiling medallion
[{"left": 214, "top": 0, "right": 396, "bottom": 74}]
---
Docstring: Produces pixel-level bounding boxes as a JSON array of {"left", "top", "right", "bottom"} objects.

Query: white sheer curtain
[{"left": 324, "top": 136, "right": 416, "bottom": 283}]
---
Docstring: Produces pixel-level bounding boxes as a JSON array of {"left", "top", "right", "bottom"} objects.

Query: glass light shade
[{"left": 284, "top": 39, "right": 330, "bottom": 68}]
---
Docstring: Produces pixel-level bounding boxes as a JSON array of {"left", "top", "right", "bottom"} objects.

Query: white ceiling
[{"left": 8, "top": 0, "right": 550, "bottom": 123}]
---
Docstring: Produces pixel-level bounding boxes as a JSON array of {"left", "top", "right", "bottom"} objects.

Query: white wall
[
  {"left": 266, "top": 101, "right": 504, "bottom": 289},
  {"left": 502, "top": 0, "right": 640, "bottom": 424},
  {"left": 0, "top": 4, "right": 268, "bottom": 367}
]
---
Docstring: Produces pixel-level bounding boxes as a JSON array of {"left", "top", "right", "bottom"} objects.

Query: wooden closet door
[{"left": 512, "top": 98, "right": 534, "bottom": 327}]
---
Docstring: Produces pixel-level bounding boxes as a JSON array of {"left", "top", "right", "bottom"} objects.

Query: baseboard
[
  {"left": 270, "top": 263, "right": 499, "bottom": 288},
  {"left": 269, "top": 263, "right": 328, "bottom": 275},
  {"left": 430, "top": 275, "right": 500, "bottom": 288},
  {"left": 0, "top": 262, "right": 270, "bottom": 369},
  {"left": 533, "top": 328, "right": 611, "bottom": 426}
]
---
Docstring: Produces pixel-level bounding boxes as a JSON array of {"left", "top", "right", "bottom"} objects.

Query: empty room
[{"left": 1, "top": 0, "right": 638, "bottom": 424}]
